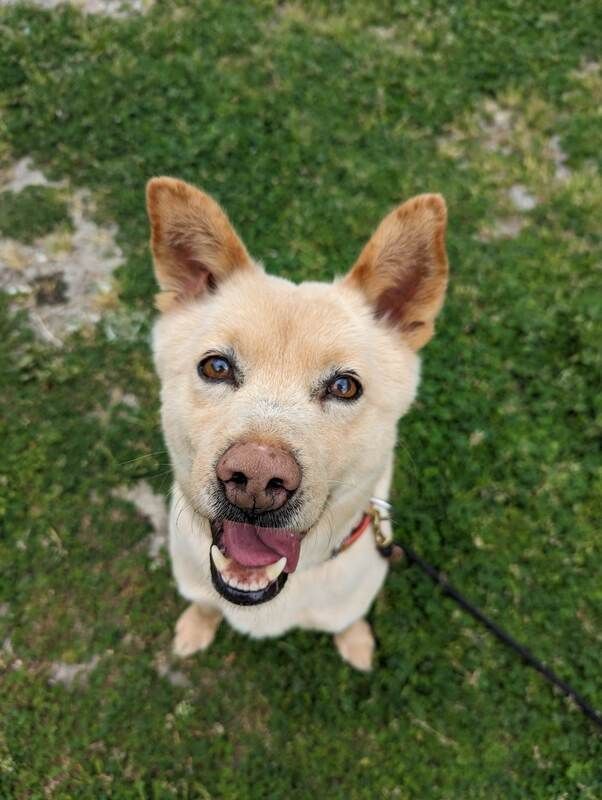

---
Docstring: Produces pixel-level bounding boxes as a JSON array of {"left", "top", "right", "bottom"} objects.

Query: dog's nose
[{"left": 216, "top": 441, "right": 301, "bottom": 512}]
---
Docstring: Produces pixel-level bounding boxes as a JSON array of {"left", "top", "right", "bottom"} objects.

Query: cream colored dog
[{"left": 147, "top": 177, "right": 448, "bottom": 671}]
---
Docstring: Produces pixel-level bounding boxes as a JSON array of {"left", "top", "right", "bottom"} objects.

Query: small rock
[
  {"left": 469, "top": 430, "right": 485, "bottom": 447},
  {"left": 508, "top": 184, "right": 538, "bottom": 212}
]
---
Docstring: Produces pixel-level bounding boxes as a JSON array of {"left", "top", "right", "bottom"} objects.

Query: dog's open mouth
[{"left": 210, "top": 519, "right": 303, "bottom": 606}]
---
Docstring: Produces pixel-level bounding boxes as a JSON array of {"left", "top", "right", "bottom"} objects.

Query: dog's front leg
[
  {"left": 334, "top": 619, "right": 375, "bottom": 672},
  {"left": 173, "top": 603, "right": 223, "bottom": 658}
]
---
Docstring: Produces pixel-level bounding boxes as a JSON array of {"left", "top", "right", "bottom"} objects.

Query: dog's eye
[
  {"left": 326, "top": 374, "right": 362, "bottom": 401},
  {"left": 198, "top": 355, "right": 234, "bottom": 383}
]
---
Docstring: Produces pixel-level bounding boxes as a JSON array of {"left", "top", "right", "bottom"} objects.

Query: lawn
[{"left": 0, "top": 1, "right": 601, "bottom": 797}]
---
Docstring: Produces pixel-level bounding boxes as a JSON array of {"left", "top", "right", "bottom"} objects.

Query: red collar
[{"left": 331, "top": 512, "right": 372, "bottom": 558}]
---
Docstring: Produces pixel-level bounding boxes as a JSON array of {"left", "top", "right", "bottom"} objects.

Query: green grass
[
  {"left": 0, "top": 1, "right": 601, "bottom": 797},
  {"left": 0, "top": 185, "right": 72, "bottom": 243}
]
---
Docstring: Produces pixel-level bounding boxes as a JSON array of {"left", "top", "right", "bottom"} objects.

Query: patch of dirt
[
  {"left": 571, "top": 59, "right": 600, "bottom": 80},
  {"left": 0, "top": 0, "right": 153, "bottom": 18},
  {"left": 48, "top": 653, "right": 102, "bottom": 688},
  {"left": 112, "top": 480, "right": 168, "bottom": 569},
  {"left": 0, "top": 158, "right": 51, "bottom": 192},
  {"left": 370, "top": 25, "right": 396, "bottom": 40},
  {"left": 91, "top": 386, "right": 140, "bottom": 424},
  {"left": 1, "top": 637, "right": 23, "bottom": 671},
  {"left": 0, "top": 159, "right": 124, "bottom": 345},
  {"left": 154, "top": 652, "right": 191, "bottom": 688},
  {"left": 109, "top": 387, "right": 139, "bottom": 409},
  {"left": 508, "top": 184, "right": 538, "bottom": 212},
  {"left": 478, "top": 99, "right": 514, "bottom": 154},
  {"left": 547, "top": 135, "right": 571, "bottom": 182},
  {"left": 478, "top": 216, "right": 526, "bottom": 242},
  {"left": 437, "top": 92, "right": 587, "bottom": 241}
]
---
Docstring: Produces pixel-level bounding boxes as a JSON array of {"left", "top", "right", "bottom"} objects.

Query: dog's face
[{"left": 148, "top": 178, "right": 448, "bottom": 607}]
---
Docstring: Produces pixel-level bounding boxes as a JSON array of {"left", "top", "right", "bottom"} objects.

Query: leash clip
[
  {"left": 369, "top": 497, "right": 393, "bottom": 548},
  {"left": 369, "top": 497, "right": 404, "bottom": 562}
]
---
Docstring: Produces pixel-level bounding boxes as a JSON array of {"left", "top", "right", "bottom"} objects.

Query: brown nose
[{"left": 216, "top": 441, "right": 301, "bottom": 513}]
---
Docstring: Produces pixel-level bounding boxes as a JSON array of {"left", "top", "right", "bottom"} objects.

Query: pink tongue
[{"left": 222, "top": 520, "right": 301, "bottom": 573}]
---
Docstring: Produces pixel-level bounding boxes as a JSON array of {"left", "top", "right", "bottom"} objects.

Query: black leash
[{"left": 380, "top": 540, "right": 602, "bottom": 732}]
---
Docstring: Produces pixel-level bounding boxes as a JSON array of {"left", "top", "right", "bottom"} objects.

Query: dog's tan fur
[{"left": 147, "top": 177, "right": 448, "bottom": 670}]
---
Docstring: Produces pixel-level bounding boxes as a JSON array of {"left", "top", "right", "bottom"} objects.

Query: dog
[{"left": 146, "top": 177, "right": 448, "bottom": 671}]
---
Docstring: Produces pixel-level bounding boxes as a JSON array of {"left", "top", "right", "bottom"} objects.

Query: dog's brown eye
[
  {"left": 198, "top": 355, "right": 234, "bottom": 383},
  {"left": 327, "top": 374, "right": 362, "bottom": 401}
]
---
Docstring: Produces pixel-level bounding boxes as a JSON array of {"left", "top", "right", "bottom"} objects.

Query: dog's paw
[
  {"left": 334, "top": 619, "right": 375, "bottom": 672},
  {"left": 173, "top": 604, "right": 222, "bottom": 658}
]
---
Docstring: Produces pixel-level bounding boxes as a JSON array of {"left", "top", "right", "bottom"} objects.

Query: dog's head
[{"left": 147, "top": 177, "right": 448, "bottom": 606}]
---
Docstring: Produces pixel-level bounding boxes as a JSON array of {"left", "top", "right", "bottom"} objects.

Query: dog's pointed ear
[
  {"left": 343, "top": 194, "right": 449, "bottom": 350},
  {"left": 146, "top": 177, "right": 255, "bottom": 311}
]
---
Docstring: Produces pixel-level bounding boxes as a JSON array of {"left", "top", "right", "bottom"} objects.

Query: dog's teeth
[
  {"left": 265, "top": 557, "right": 287, "bottom": 582},
  {"left": 212, "top": 546, "right": 285, "bottom": 592},
  {"left": 211, "top": 545, "right": 232, "bottom": 574}
]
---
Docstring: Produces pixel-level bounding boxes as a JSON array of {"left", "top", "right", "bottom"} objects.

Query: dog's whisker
[
  {"left": 326, "top": 478, "right": 354, "bottom": 487},
  {"left": 171, "top": 490, "right": 206, "bottom": 537},
  {"left": 320, "top": 505, "right": 337, "bottom": 549},
  {"left": 119, "top": 450, "right": 168, "bottom": 465},
  {"left": 173, "top": 493, "right": 191, "bottom": 530},
  {"left": 126, "top": 467, "right": 172, "bottom": 479}
]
